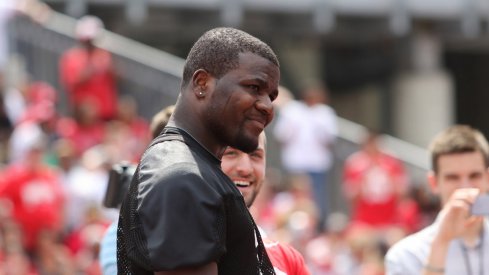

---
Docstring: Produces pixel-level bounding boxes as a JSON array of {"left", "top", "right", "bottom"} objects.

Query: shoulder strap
[
  {"left": 148, "top": 131, "right": 185, "bottom": 149},
  {"left": 135, "top": 131, "right": 186, "bottom": 173}
]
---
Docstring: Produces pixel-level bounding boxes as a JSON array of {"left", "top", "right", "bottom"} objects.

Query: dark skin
[
  {"left": 159, "top": 52, "right": 279, "bottom": 275},
  {"left": 168, "top": 52, "right": 279, "bottom": 159}
]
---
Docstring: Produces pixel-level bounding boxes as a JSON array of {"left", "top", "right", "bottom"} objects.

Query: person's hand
[
  {"left": 422, "top": 188, "right": 483, "bottom": 275},
  {"left": 435, "top": 188, "right": 482, "bottom": 244}
]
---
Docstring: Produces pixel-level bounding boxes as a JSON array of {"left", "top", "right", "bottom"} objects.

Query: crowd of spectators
[{"left": 0, "top": 71, "right": 151, "bottom": 274}]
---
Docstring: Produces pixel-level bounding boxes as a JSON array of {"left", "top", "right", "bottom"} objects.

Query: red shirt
[
  {"left": 264, "top": 238, "right": 310, "bottom": 275},
  {"left": 343, "top": 151, "right": 407, "bottom": 227},
  {"left": 60, "top": 47, "right": 117, "bottom": 120},
  {"left": 0, "top": 164, "right": 64, "bottom": 250},
  {"left": 56, "top": 117, "right": 106, "bottom": 156}
]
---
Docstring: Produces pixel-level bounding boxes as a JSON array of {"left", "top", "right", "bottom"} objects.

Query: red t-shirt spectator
[
  {"left": 57, "top": 117, "right": 106, "bottom": 156},
  {"left": 60, "top": 46, "right": 117, "bottom": 120},
  {"left": 265, "top": 240, "right": 310, "bottom": 275},
  {"left": 260, "top": 228, "right": 310, "bottom": 275},
  {"left": 0, "top": 164, "right": 64, "bottom": 251},
  {"left": 343, "top": 150, "right": 407, "bottom": 227}
]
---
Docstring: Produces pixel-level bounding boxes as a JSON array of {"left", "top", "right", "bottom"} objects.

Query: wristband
[{"left": 423, "top": 264, "right": 445, "bottom": 273}]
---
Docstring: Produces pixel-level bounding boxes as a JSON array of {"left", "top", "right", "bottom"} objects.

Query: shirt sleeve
[
  {"left": 100, "top": 222, "right": 118, "bottom": 275},
  {"left": 265, "top": 241, "right": 311, "bottom": 275},
  {"left": 59, "top": 51, "right": 79, "bottom": 89},
  {"left": 273, "top": 103, "right": 299, "bottom": 144},
  {"left": 342, "top": 156, "right": 362, "bottom": 199},
  {"left": 385, "top": 242, "right": 424, "bottom": 275},
  {"left": 136, "top": 161, "right": 226, "bottom": 271},
  {"left": 315, "top": 106, "right": 337, "bottom": 145},
  {"left": 283, "top": 244, "right": 311, "bottom": 275}
]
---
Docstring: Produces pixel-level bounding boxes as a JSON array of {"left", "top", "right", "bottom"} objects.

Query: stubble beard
[
  {"left": 205, "top": 112, "right": 259, "bottom": 154},
  {"left": 232, "top": 128, "right": 259, "bottom": 153},
  {"left": 245, "top": 190, "right": 259, "bottom": 208}
]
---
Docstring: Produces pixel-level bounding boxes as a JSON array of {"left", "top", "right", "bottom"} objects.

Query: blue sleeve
[{"left": 100, "top": 221, "right": 118, "bottom": 275}]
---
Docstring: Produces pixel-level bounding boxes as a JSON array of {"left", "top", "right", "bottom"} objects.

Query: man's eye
[
  {"left": 224, "top": 151, "right": 238, "bottom": 156},
  {"left": 269, "top": 91, "right": 278, "bottom": 101},
  {"left": 248, "top": 85, "right": 259, "bottom": 92},
  {"left": 250, "top": 153, "right": 263, "bottom": 160}
]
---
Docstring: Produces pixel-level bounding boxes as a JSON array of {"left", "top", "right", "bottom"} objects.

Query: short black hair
[{"left": 182, "top": 27, "right": 279, "bottom": 89}]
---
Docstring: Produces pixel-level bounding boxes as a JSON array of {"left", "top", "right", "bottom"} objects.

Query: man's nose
[
  {"left": 460, "top": 178, "right": 472, "bottom": 188},
  {"left": 236, "top": 156, "right": 253, "bottom": 175},
  {"left": 255, "top": 95, "right": 274, "bottom": 123}
]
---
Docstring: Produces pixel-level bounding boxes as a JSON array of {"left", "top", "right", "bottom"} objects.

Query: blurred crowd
[
  {"left": 0, "top": 73, "right": 151, "bottom": 274},
  {"left": 0, "top": 4, "right": 444, "bottom": 275}
]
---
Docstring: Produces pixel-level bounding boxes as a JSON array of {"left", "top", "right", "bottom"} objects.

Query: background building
[{"left": 42, "top": 0, "right": 489, "bottom": 149}]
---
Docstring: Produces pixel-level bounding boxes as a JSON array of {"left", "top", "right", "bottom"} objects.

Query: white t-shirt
[{"left": 274, "top": 100, "right": 337, "bottom": 172}]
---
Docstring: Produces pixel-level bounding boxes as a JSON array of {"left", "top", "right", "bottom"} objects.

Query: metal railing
[
  {"left": 44, "top": 0, "right": 489, "bottom": 36},
  {"left": 7, "top": 11, "right": 183, "bottom": 119}
]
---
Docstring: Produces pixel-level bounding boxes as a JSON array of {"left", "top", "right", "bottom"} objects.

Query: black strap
[
  {"left": 251, "top": 214, "right": 276, "bottom": 275},
  {"left": 132, "top": 130, "right": 186, "bottom": 184},
  {"left": 460, "top": 228, "right": 484, "bottom": 275},
  {"left": 148, "top": 129, "right": 186, "bottom": 149}
]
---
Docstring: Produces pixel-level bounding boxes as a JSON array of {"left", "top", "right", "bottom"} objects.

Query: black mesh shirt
[{"left": 117, "top": 127, "right": 275, "bottom": 274}]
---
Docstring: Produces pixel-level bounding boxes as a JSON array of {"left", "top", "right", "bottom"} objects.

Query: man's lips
[
  {"left": 247, "top": 120, "right": 267, "bottom": 134},
  {"left": 248, "top": 115, "right": 269, "bottom": 128},
  {"left": 234, "top": 180, "right": 251, "bottom": 188}
]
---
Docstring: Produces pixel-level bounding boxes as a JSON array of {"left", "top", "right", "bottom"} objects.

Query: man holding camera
[{"left": 386, "top": 125, "right": 489, "bottom": 275}]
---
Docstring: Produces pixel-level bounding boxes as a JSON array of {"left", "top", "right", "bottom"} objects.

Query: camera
[
  {"left": 103, "top": 162, "right": 137, "bottom": 209},
  {"left": 471, "top": 194, "right": 489, "bottom": 216}
]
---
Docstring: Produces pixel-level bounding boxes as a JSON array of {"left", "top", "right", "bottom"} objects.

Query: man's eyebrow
[
  {"left": 243, "top": 77, "right": 268, "bottom": 87},
  {"left": 255, "top": 78, "right": 267, "bottom": 87},
  {"left": 443, "top": 173, "right": 459, "bottom": 178},
  {"left": 251, "top": 148, "right": 265, "bottom": 154},
  {"left": 469, "top": 171, "right": 483, "bottom": 176}
]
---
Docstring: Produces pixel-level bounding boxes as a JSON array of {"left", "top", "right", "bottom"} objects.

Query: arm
[
  {"left": 421, "top": 188, "right": 481, "bottom": 275},
  {"left": 385, "top": 250, "right": 422, "bottom": 275},
  {"left": 59, "top": 51, "right": 82, "bottom": 89},
  {"left": 155, "top": 262, "right": 217, "bottom": 275},
  {"left": 342, "top": 157, "right": 362, "bottom": 204},
  {"left": 421, "top": 237, "right": 450, "bottom": 275}
]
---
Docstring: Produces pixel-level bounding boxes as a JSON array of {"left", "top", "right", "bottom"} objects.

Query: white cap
[{"left": 75, "top": 15, "right": 104, "bottom": 40}]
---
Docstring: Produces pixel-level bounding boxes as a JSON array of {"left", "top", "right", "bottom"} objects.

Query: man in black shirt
[{"left": 117, "top": 27, "right": 280, "bottom": 275}]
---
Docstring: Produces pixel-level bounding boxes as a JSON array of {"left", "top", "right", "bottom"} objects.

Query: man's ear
[
  {"left": 191, "top": 69, "right": 212, "bottom": 98},
  {"left": 427, "top": 171, "right": 439, "bottom": 195}
]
